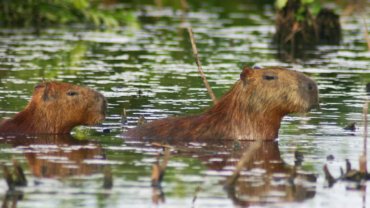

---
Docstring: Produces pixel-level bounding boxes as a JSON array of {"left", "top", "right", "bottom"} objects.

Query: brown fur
[
  {"left": 125, "top": 67, "right": 319, "bottom": 141},
  {"left": 0, "top": 81, "right": 106, "bottom": 134}
]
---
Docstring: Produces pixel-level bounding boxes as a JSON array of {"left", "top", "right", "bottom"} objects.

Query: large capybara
[
  {"left": 0, "top": 81, "right": 107, "bottom": 134},
  {"left": 125, "top": 66, "right": 319, "bottom": 141}
]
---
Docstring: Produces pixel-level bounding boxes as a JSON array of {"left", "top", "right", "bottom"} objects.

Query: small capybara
[
  {"left": 0, "top": 81, "right": 106, "bottom": 134},
  {"left": 125, "top": 66, "right": 319, "bottom": 141}
]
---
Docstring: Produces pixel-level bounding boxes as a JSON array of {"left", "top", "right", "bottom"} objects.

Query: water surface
[{"left": 0, "top": 1, "right": 369, "bottom": 207}]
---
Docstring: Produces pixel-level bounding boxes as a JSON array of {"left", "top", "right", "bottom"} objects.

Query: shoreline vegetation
[{"left": 0, "top": 0, "right": 137, "bottom": 29}]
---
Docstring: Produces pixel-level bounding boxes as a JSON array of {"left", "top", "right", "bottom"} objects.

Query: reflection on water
[
  {"left": 0, "top": 135, "right": 317, "bottom": 207},
  {"left": 0, "top": 0, "right": 369, "bottom": 207},
  {"left": 136, "top": 139, "right": 317, "bottom": 206},
  {"left": 1, "top": 135, "right": 105, "bottom": 178}
]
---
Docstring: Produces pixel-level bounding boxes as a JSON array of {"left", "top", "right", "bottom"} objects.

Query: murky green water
[{"left": 0, "top": 1, "right": 369, "bottom": 207}]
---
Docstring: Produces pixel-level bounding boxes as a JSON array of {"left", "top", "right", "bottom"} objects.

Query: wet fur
[
  {"left": 125, "top": 67, "right": 319, "bottom": 141},
  {"left": 0, "top": 81, "right": 106, "bottom": 134}
]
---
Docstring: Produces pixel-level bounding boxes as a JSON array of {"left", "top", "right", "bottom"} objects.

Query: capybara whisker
[
  {"left": 125, "top": 66, "right": 319, "bottom": 141},
  {"left": 0, "top": 81, "right": 107, "bottom": 134}
]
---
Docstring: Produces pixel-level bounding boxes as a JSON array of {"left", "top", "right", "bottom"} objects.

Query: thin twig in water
[
  {"left": 224, "top": 141, "right": 262, "bottom": 188},
  {"left": 187, "top": 27, "right": 218, "bottom": 105},
  {"left": 364, "top": 101, "right": 368, "bottom": 158},
  {"left": 151, "top": 142, "right": 173, "bottom": 149},
  {"left": 121, "top": 108, "right": 127, "bottom": 125},
  {"left": 180, "top": 0, "right": 189, "bottom": 12},
  {"left": 151, "top": 147, "right": 171, "bottom": 187},
  {"left": 160, "top": 148, "right": 171, "bottom": 173},
  {"left": 191, "top": 185, "right": 202, "bottom": 208},
  {"left": 323, "top": 164, "right": 336, "bottom": 187},
  {"left": 2, "top": 164, "right": 14, "bottom": 190},
  {"left": 151, "top": 147, "right": 171, "bottom": 205},
  {"left": 12, "top": 159, "right": 27, "bottom": 187},
  {"left": 103, "top": 166, "right": 113, "bottom": 189},
  {"left": 360, "top": 100, "right": 369, "bottom": 173},
  {"left": 363, "top": 17, "right": 370, "bottom": 51}
]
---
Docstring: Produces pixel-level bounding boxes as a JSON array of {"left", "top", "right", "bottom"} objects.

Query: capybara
[
  {"left": 0, "top": 81, "right": 106, "bottom": 134},
  {"left": 125, "top": 66, "right": 319, "bottom": 141}
]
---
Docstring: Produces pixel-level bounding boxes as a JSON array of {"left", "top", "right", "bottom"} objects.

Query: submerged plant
[{"left": 274, "top": 0, "right": 341, "bottom": 60}]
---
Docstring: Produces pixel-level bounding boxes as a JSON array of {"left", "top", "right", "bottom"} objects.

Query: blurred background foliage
[
  {"left": 0, "top": 0, "right": 137, "bottom": 28},
  {"left": 0, "top": 0, "right": 364, "bottom": 29}
]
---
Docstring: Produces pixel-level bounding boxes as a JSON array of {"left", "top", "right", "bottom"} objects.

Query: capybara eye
[
  {"left": 67, "top": 91, "right": 78, "bottom": 96},
  {"left": 263, "top": 75, "right": 277, "bottom": 80}
]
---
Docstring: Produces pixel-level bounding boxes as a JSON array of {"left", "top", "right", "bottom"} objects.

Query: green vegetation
[
  {"left": 276, "top": 0, "right": 322, "bottom": 20},
  {"left": 0, "top": 0, "right": 137, "bottom": 28}
]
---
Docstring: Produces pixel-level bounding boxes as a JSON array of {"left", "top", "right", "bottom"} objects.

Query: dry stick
[
  {"left": 103, "top": 166, "right": 113, "bottom": 189},
  {"left": 12, "top": 159, "right": 27, "bottom": 187},
  {"left": 364, "top": 101, "right": 368, "bottom": 158},
  {"left": 160, "top": 148, "right": 171, "bottom": 173},
  {"left": 224, "top": 141, "right": 262, "bottom": 188},
  {"left": 360, "top": 101, "right": 369, "bottom": 173},
  {"left": 150, "top": 148, "right": 170, "bottom": 204},
  {"left": 151, "top": 142, "right": 173, "bottom": 149},
  {"left": 363, "top": 17, "right": 370, "bottom": 51},
  {"left": 121, "top": 108, "right": 127, "bottom": 125},
  {"left": 191, "top": 185, "right": 202, "bottom": 208},
  {"left": 2, "top": 164, "right": 14, "bottom": 190},
  {"left": 151, "top": 147, "right": 171, "bottom": 187},
  {"left": 180, "top": 0, "right": 189, "bottom": 11},
  {"left": 187, "top": 28, "right": 218, "bottom": 105},
  {"left": 151, "top": 142, "right": 215, "bottom": 155},
  {"left": 323, "top": 164, "right": 336, "bottom": 187}
]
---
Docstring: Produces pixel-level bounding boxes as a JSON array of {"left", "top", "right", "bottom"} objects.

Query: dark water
[{"left": 0, "top": 1, "right": 369, "bottom": 207}]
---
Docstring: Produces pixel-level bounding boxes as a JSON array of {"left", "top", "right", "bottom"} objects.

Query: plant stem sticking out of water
[
  {"left": 103, "top": 166, "right": 113, "bottom": 189},
  {"left": 363, "top": 17, "right": 370, "bottom": 51},
  {"left": 187, "top": 27, "right": 218, "bottom": 105},
  {"left": 2, "top": 159, "right": 27, "bottom": 190},
  {"left": 151, "top": 147, "right": 171, "bottom": 205},
  {"left": 12, "top": 159, "right": 27, "bottom": 187},
  {"left": 323, "top": 164, "right": 336, "bottom": 187},
  {"left": 360, "top": 100, "right": 368, "bottom": 174},
  {"left": 121, "top": 108, "right": 127, "bottom": 125},
  {"left": 191, "top": 185, "right": 202, "bottom": 208},
  {"left": 180, "top": 0, "right": 189, "bottom": 12},
  {"left": 151, "top": 147, "right": 171, "bottom": 187}
]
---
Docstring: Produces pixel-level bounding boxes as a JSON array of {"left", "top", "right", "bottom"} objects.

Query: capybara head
[
  {"left": 19, "top": 81, "right": 107, "bottom": 134},
  {"left": 239, "top": 66, "right": 319, "bottom": 115}
]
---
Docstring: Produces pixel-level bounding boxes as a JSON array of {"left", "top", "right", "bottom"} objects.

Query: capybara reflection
[
  {"left": 199, "top": 141, "right": 316, "bottom": 206},
  {"left": 126, "top": 139, "right": 316, "bottom": 205},
  {"left": 2, "top": 135, "right": 104, "bottom": 178},
  {"left": 126, "top": 67, "right": 319, "bottom": 140},
  {"left": 0, "top": 81, "right": 106, "bottom": 134}
]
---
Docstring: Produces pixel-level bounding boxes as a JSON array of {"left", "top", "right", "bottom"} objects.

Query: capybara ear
[
  {"left": 34, "top": 81, "right": 47, "bottom": 91},
  {"left": 42, "top": 83, "right": 55, "bottom": 101},
  {"left": 240, "top": 66, "right": 254, "bottom": 81}
]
